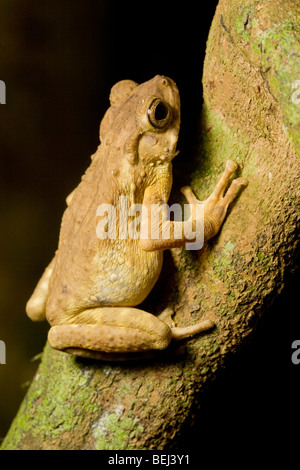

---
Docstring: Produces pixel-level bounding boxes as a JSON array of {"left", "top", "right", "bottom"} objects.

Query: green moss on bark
[
  {"left": 232, "top": 2, "right": 300, "bottom": 157},
  {"left": 1, "top": 344, "right": 100, "bottom": 449},
  {"left": 260, "top": 15, "right": 300, "bottom": 156}
]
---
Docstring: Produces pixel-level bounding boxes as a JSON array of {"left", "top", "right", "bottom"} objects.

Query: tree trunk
[{"left": 2, "top": 0, "right": 300, "bottom": 450}]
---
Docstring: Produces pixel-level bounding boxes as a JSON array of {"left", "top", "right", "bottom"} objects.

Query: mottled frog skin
[{"left": 26, "top": 76, "right": 247, "bottom": 360}]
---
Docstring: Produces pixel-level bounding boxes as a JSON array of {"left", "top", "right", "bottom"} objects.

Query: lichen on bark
[
  {"left": 225, "top": 0, "right": 300, "bottom": 156},
  {"left": 2, "top": 0, "right": 300, "bottom": 450}
]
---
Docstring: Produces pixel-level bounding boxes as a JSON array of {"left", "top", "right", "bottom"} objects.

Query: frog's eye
[{"left": 147, "top": 98, "right": 172, "bottom": 129}]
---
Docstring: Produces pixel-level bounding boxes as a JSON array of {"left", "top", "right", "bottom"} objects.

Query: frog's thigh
[{"left": 48, "top": 307, "right": 172, "bottom": 354}]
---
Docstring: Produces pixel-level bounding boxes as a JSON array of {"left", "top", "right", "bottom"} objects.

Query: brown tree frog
[{"left": 26, "top": 75, "right": 247, "bottom": 360}]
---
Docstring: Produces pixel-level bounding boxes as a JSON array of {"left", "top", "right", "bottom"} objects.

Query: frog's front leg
[
  {"left": 47, "top": 306, "right": 214, "bottom": 359},
  {"left": 139, "top": 160, "right": 247, "bottom": 252}
]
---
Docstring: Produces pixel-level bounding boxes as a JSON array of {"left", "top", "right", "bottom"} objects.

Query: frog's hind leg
[
  {"left": 48, "top": 306, "right": 173, "bottom": 359},
  {"left": 48, "top": 306, "right": 215, "bottom": 360}
]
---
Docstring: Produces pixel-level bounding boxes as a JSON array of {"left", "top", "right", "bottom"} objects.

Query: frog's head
[{"left": 100, "top": 76, "right": 180, "bottom": 167}]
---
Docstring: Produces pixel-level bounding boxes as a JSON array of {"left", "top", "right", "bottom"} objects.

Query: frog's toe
[
  {"left": 157, "top": 306, "right": 175, "bottom": 328},
  {"left": 180, "top": 186, "right": 201, "bottom": 205},
  {"left": 171, "top": 319, "right": 215, "bottom": 341},
  {"left": 225, "top": 160, "right": 238, "bottom": 173}
]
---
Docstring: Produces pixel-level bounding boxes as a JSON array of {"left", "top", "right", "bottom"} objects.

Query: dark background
[{"left": 0, "top": 0, "right": 299, "bottom": 450}]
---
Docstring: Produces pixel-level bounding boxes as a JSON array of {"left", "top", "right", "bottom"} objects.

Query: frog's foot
[
  {"left": 171, "top": 319, "right": 215, "bottom": 341},
  {"left": 181, "top": 160, "right": 248, "bottom": 206},
  {"left": 158, "top": 305, "right": 215, "bottom": 341},
  {"left": 181, "top": 160, "right": 248, "bottom": 240},
  {"left": 205, "top": 160, "right": 248, "bottom": 208},
  {"left": 157, "top": 305, "right": 175, "bottom": 327}
]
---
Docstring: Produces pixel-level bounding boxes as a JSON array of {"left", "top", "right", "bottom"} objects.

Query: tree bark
[{"left": 2, "top": 0, "right": 300, "bottom": 450}]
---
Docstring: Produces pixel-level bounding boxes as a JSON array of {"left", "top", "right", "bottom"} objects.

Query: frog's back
[{"left": 46, "top": 153, "right": 162, "bottom": 325}]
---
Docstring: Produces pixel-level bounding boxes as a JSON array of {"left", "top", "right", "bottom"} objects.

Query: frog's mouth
[
  {"left": 159, "top": 149, "right": 180, "bottom": 164},
  {"left": 172, "top": 149, "right": 180, "bottom": 159},
  {"left": 162, "top": 148, "right": 180, "bottom": 163},
  {"left": 167, "top": 149, "right": 180, "bottom": 163}
]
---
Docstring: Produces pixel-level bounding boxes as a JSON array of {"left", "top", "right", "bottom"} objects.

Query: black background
[{"left": 0, "top": 0, "right": 299, "bottom": 452}]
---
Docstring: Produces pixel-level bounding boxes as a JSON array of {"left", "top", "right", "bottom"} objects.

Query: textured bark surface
[{"left": 2, "top": 0, "right": 300, "bottom": 450}]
